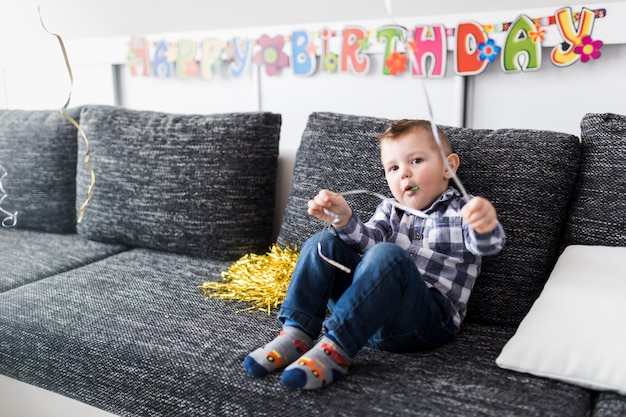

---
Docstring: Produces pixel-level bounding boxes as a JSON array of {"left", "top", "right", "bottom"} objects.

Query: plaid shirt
[{"left": 333, "top": 187, "right": 506, "bottom": 330}]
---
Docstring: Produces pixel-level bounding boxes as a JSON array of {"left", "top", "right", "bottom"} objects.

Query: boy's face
[{"left": 380, "top": 129, "right": 458, "bottom": 211}]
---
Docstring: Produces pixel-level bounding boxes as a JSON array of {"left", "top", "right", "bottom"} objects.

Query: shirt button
[{"left": 413, "top": 235, "right": 421, "bottom": 240}]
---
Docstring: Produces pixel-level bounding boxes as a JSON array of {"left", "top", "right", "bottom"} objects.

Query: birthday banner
[{"left": 125, "top": 6, "right": 606, "bottom": 80}]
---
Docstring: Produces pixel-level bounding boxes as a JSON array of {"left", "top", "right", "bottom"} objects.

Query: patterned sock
[
  {"left": 280, "top": 336, "right": 351, "bottom": 390},
  {"left": 243, "top": 326, "right": 313, "bottom": 378}
]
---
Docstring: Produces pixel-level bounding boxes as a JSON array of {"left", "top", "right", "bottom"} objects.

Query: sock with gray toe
[
  {"left": 243, "top": 326, "right": 312, "bottom": 378},
  {"left": 280, "top": 336, "right": 350, "bottom": 389}
]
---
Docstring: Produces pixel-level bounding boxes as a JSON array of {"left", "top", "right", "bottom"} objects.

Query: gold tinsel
[{"left": 198, "top": 244, "right": 299, "bottom": 315}]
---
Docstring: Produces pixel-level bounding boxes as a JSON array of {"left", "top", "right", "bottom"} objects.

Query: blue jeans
[{"left": 278, "top": 230, "right": 457, "bottom": 357}]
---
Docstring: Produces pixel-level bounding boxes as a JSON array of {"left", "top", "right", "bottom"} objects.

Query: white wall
[
  {"left": 468, "top": 43, "right": 626, "bottom": 135},
  {"left": 5, "top": 0, "right": 625, "bottom": 41}
]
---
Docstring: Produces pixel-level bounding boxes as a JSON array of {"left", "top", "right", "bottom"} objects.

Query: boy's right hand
[{"left": 307, "top": 189, "right": 352, "bottom": 228}]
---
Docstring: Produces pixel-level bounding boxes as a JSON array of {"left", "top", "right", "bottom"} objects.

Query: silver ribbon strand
[
  {"left": 384, "top": 0, "right": 470, "bottom": 201},
  {"left": 0, "top": 164, "right": 18, "bottom": 227}
]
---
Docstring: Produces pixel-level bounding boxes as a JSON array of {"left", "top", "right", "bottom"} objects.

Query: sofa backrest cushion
[
  {"left": 278, "top": 112, "right": 581, "bottom": 327},
  {"left": 76, "top": 106, "right": 281, "bottom": 260},
  {"left": 0, "top": 109, "right": 80, "bottom": 233},
  {"left": 562, "top": 113, "right": 626, "bottom": 247}
]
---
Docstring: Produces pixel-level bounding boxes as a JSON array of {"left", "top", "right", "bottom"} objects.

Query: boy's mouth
[{"left": 405, "top": 185, "right": 419, "bottom": 192}]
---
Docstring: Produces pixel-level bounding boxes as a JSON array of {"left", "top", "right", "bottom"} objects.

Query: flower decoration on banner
[
  {"left": 529, "top": 24, "right": 546, "bottom": 43},
  {"left": 385, "top": 51, "right": 408, "bottom": 75},
  {"left": 306, "top": 42, "right": 318, "bottom": 56},
  {"left": 574, "top": 35, "right": 603, "bottom": 62},
  {"left": 125, "top": 50, "right": 137, "bottom": 68},
  {"left": 254, "top": 34, "right": 290, "bottom": 76},
  {"left": 323, "top": 53, "right": 339, "bottom": 71},
  {"left": 478, "top": 39, "right": 501, "bottom": 63},
  {"left": 358, "top": 37, "right": 372, "bottom": 52},
  {"left": 165, "top": 43, "right": 178, "bottom": 63}
]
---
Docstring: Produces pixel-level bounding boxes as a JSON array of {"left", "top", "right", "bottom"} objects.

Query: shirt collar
[{"left": 423, "top": 186, "right": 461, "bottom": 214}]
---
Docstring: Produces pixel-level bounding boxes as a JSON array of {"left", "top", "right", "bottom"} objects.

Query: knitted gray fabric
[
  {"left": 0, "top": 248, "right": 593, "bottom": 417},
  {"left": 277, "top": 113, "right": 390, "bottom": 245},
  {"left": 592, "top": 392, "right": 626, "bottom": 417},
  {"left": 445, "top": 124, "right": 580, "bottom": 327},
  {"left": 3, "top": 110, "right": 623, "bottom": 416},
  {"left": 0, "top": 228, "right": 127, "bottom": 292},
  {"left": 0, "top": 108, "right": 80, "bottom": 233},
  {"left": 75, "top": 106, "right": 281, "bottom": 260},
  {"left": 277, "top": 112, "right": 581, "bottom": 327},
  {"left": 562, "top": 113, "right": 626, "bottom": 247}
]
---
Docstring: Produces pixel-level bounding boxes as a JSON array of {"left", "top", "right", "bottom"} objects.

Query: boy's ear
[{"left": 443, "top": 153, "right": 460, "bottom": 179}]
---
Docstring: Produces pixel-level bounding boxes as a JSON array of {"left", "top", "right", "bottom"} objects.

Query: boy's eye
[
  {"left": 411, "top": 158, "right": 423, "bottom": 164},
  {"left": 388, "top": 165, "right": 399, "bottom": 172}
]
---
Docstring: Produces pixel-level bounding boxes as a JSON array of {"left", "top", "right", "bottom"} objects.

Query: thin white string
[
  {"left": 0, "top": 164, "right": 18, "bottom": 227},
  {"left": 384, "top": 0, "right": 470, "bottom": 201},
  {"left": 318, "top": 188, "right": 431, "bottom": 274},
  {"left": 316, "top": 1, "right": 472, "bottom": 272},
  {"left": 339, "top": 189, "right": 430, "bottom": 218}
]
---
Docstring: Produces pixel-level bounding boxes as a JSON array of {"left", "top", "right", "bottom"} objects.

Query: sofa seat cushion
[
  {"left": 563, "top": 112, "right": 626, "bottom": 247},
  {"left": 0, "top": 228, "right": 127, "bottom": 292},
  {"left": 0, "top": 249, "right": 592, "bottom": 416},
  {"left": 76, "top": 106, "right": 281, "bottom": 260},
  {"left": 278, "top": 112, "right": 581, "bottom": 327},
  {"left": 0, "top": 108, "right": 81, "bottom": 233}
]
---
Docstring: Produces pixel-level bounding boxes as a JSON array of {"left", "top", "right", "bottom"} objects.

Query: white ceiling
[{"left": 1, "top": 0, "right": 623, "bottom": 41}]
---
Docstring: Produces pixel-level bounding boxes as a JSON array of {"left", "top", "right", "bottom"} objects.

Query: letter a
[{"left": 502, "top": 15, "right": 541, "bottom": 73}]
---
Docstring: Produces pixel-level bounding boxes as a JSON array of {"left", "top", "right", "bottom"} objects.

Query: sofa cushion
[
  {"left": 447, "top": 124, "right": 580, "bottom": 327},
  {"left": 278, "top": 112, "right": 581, "bottom": 327},
  {"left": 496, "top": 245, "right": 626, "bottom": 395},
  {"left": 0, "top": 228, "right": 127, "bottom": 292},
  {"left": 76, "top": 106, "right": 281, "bottom": 260},
  {"left": 592, "top": 392, "right": 626, "bottom": 416},
  {"left": 277, "top": 113, "right": 391, "bottom": 246},
  {"left": 562, "top": 112, "right": 626, "bottom": 247},
  {"left": 0, "top": 109, "right": 80, "bottom": 233},
  {"left": 0, "top": 249, "right": 592, "bottom": 416}
]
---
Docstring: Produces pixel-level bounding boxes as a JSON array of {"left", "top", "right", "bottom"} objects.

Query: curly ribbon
[
  {"left": 0, "top": 164, "right": 18, "bottom": 227},
  {"left": 39, "top": 7, "right": 95, "bottom": 224},
  {"left": 199, "top": 244, "right": 300, "bottom": 315},
  {"left": 384, "top": 0, "right": 470, "bottom": 201}
]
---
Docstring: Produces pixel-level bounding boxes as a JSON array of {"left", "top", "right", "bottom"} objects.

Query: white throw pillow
[{"left": 496, "top": 245, "right": 626, "bottom": 394}]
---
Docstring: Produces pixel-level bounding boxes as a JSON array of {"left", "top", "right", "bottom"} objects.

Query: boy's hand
[
  {"left": 461, "top": 196, "right": 499, "bottom": 234},
  {"left": 308, "top": 189, "right": 352, "bottom": 228}
]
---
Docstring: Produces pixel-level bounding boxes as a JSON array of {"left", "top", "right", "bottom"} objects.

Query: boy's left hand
[{"left": 461, "top": 196, "right": 499, "bottom": 234}]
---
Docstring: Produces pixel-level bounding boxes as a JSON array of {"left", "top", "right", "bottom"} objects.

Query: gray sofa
[{"left": 0, "top": 106, "right": 625, "bottom": 416}]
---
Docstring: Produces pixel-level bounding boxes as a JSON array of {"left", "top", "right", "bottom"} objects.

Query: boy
[{"left": 244, "top": 119, "right": 506, "bottom": 390}]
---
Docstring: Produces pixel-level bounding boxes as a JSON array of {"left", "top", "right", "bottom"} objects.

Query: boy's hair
[{"left": 377, "top": 119, "right": 453, "bottom": 155}]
